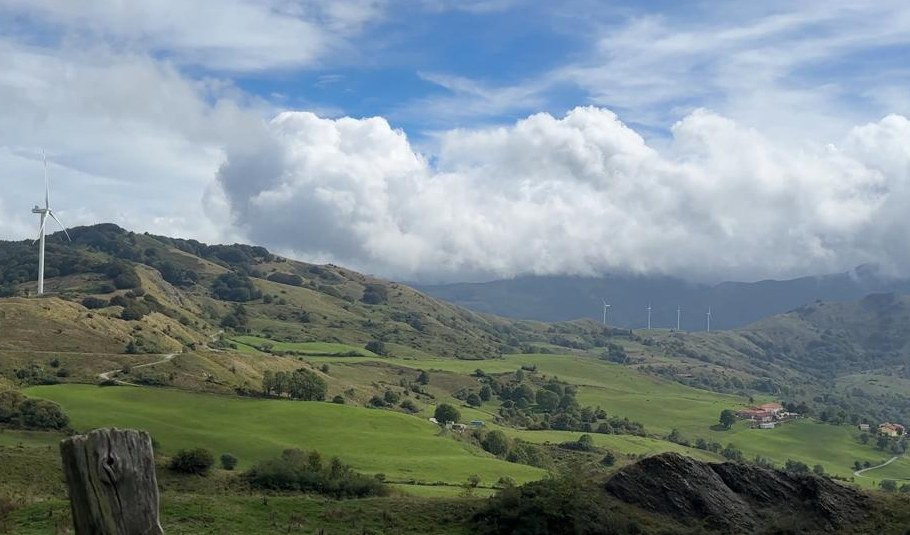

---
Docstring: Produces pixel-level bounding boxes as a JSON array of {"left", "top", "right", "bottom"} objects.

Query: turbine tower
[
  {"left": 32, "top": 151, "right": 71, "bottom": 295},
  {"left": 601, "top": 299, "right": 611, "bottom": 326},
  {"left": 705, "top": 306, "right": 712, "bottom": 333},
  {"left": 677, "top": 305, "right": 681, "bottom": 331},
  {"left": 647, "top": 302, "right": 652, "bottom": 330}
]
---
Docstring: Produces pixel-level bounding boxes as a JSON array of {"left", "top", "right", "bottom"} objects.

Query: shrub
[
  {"left": 16, "top": 398, "right": 69, "bottom": 430},
  {"left": 266, "top": 272, "right": 304, "bottom": 286},
  {"left": 81, "top": 297, "right": 108, "bottom": 309},
  {"left": 400, "top": 399, "right": 419, "bottom": 413},
  {"left": 332, "top": 395, "right": 346, "bottom": 404},
  {"left": 383, "top": 390, "right": 400, "bottom": 405},
  {"left": 365, "top": 340, "right": 387, "bottom": 356},
  {"left": 244, "top": 448, "right": 387, "bottom": 498},
  {"left": 601, "top": 451, "right": 617, "bottom": 466},
  {"left": 481, "top": 431, "right": 511, "bottom": 457},
  {"left": 220, "top": 453, "right": 238, "bottom": 471},
  {"left": 434, "top": 404, "right": 460, "bottom": 424},
  {"left": 466, "top": 393, "right": 482, "bottom": 407},
  {"left": 169, "top": 448, "right": 214, "bottom": 475}
]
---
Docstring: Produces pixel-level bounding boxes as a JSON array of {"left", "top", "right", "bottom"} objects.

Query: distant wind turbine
[
  {"left": 601, "top": 298, "right": 611, "bottom": 326},
  {"left": 677, "top": 305, "right": 681, "bottom": 331},
  {"left": 705, "top": 306, "right": 712, "bottom": 333},
  {"left": 647, "top": 302, "right": 652, "bottom": 330},
  {"left": 32, "top": 151, "right": 71, "bottom": 295}
]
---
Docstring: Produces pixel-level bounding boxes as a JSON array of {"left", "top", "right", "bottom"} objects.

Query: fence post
[{"left": 60, "top": 428, "right": 163, "bottom": 534}]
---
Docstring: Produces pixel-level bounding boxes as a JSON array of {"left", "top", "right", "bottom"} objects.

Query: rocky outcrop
[{"left": 604, "top": 453, "right": 868, "bottom": 532}]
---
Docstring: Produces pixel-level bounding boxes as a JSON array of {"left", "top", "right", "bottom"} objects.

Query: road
[
  {"left": 98, "top": 353, "right": 177, "bottom": 386},
  {"left": 853, "top": 452, "right": 904, "bottom": 479}
]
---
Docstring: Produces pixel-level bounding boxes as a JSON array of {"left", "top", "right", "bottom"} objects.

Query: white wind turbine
[
  {"left": 601, "top": 298, "right": 611, "bottom": 326},
  {"left": 676, "top": 305, "right": 681, "bottom": 331},
  {"left": 32, "top": 151, "right": 71, "bottom": 295},
  {"left": 705, "top": 305, "right": 712, "bottom": 333},
  {"left": 646, "top": 302, "right": 652, "bottom": 330}
]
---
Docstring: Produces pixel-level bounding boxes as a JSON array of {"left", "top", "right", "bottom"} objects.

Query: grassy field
[
  {"left": 863, "top": 455, "right": 910, "bottom": 482},
  {"left": 232, "top": 335, "right": 378, "bottom": 356},
  {"left": 505, "top": 429, "right": 724, "bottom": 463},
  {"left": 23, "top": 384, "right": 544, "bottom": 487},
  {"left": 9, "top": 495, "right": 478, "bottom": 535},
  {"left": 710, "top": 419, "right": 897, "bottom": 484}
]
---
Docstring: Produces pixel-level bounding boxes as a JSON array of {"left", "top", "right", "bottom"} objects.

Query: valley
[{"left": 1, "top": 224, "right": 909, "bottom": 533}]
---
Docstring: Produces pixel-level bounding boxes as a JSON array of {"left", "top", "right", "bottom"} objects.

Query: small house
[
  {"left": 879, "top": 423, "right": 905, "bottom": 437},
  {"left": 470, "top": 420, "right": 485, "bottom": 428},
  {"left": 758, "top": 422, "right": 776, "bottom": 429},
  {"left": 858, "top": 423, "right": 870, "bottom": 432},
  {"left": 452, "top": 423, "right": 467, "bottom": 432}
]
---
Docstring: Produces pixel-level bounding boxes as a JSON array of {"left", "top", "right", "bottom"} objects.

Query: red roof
[{"left": 759, "top": 403, "right": 783, "bottom": 411}]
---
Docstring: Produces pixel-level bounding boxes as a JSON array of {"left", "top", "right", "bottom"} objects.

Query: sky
[{"left": 2, "top": 0, "right": 910, "bottom": 283}]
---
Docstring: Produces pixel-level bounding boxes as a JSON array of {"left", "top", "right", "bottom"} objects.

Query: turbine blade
[
  {"left": 48, "top": 211, "right": 71, "bottom": 241},
  {"left": 43, "top": 150, "right": 49, "bottom": 209},
  {"left": 33, "top": 217, "right": 48, "bottom": 244}
]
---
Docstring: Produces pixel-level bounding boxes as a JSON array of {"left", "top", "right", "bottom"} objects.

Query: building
[
  {"left": 758, "top": 403, "right": 784, "bottom": 415},
  {"left": 759, "top": 422, "right": 776, "bottom": 429},
  {"left": 879, "top": 423, "right": 905, "bottom": 437},
  {"left": 451, "top": 423, "right": 467, "bottom": 432},
  {"left": 858, "top": 423, "right": 870, "bottom": 432},
  {"left": 470, "top": 420, "right": 485, "bottom": 428}
]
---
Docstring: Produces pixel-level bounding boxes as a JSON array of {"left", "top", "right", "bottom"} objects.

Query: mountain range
[{"left": 416, "top": 265, "right": 910, "bottom": 331}]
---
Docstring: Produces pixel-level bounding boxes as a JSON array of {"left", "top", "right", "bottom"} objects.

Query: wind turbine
[
  {"left": 676, "top": 305, "right": 681, "bottom": 331},
  {"left": 32, "top": 151, "right": 71, "bottom": 295},
  {"left": 705, "top": 306, "right": 712, "bottom": 333},
  {"left": 601, "top": 298, "right": 611, "bottom": 326},
  {"left": 646, "top": 302, "right": 652, "bottom": 330}
]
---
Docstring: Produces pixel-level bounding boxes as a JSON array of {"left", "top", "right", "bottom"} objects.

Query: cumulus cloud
[{"left": 216, "top": 107, "right": 910, "bottom": 281}]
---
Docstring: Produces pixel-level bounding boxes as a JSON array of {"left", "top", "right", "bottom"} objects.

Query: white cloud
[
  {"left": 0, "top": 0, "right": 384, "bottom": 71},
  {"left": 216, "top": 107, "right": 910, "bottom": 282},
  {"left": 0, "top": 40, "right": 267, "bottom": 243}
]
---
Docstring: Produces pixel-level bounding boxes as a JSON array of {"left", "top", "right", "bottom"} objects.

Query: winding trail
[
  {"left": 853, "top": 453, "right": 904, "bottom": 479},
  {"left": 98, "top": 353, "right": 177, "bottom": 386}
]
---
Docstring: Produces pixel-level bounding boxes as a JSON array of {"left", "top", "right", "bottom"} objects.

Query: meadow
[{"left": 23, "top": 384, "right": 544, "bottom": 488}]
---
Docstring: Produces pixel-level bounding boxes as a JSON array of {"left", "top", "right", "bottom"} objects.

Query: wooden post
[{"left": 60, "top": 428, "right": 163, "bottom": 535}]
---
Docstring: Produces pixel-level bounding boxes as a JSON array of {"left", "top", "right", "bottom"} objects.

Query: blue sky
[{"left": 2, "top": 1, "right": 910, "bottom": 282}]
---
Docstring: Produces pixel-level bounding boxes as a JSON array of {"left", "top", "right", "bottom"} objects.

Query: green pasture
[
  {"left": 862, "top": 455, "right": 910, "bottom": 482},
  {"left": 23, "top": 384, "right": 543, "bottom": 487}
]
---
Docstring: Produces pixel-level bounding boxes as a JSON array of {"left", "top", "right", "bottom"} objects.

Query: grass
[
  {"left": 24, "top": 384, "right": 544, "bottom": 487},
  {"left": 505, "top": 429, "right": 724, "bottom": 463},
  {"left": 862, "top": 455, "right": 910, "bottom": 482},
  {"left": 710, "top": 419, "right": 900, "bottom": 485},
  {"left": 232, "top": 335, "right": 377, "bottom": 356},
  {"left": 10, "top": 495, "right": 478, "bottom": 535}
]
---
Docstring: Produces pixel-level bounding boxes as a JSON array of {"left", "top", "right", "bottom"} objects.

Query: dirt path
[
  {"left": 98, "top": 353, "right": 177, "bottom": 386},
  {"left": 853, "top": 453, "right": 903, "bottom": 478}
]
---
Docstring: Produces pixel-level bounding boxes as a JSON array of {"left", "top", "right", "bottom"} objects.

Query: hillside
[{"left": 415, "top": 266, "right": 910, "bottom": 330}]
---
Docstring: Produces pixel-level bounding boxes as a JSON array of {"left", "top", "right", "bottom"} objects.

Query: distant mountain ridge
[{"left": 415, "top": 265, "right": 910, "bottom": 331}]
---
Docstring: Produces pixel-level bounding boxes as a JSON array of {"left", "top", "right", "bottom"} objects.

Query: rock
[{"left": 604, "top": 453, "right": 868, "bottom": 533}]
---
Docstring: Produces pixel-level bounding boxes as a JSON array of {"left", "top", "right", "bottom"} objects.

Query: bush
[
  {"left": 365, "top": 340, "right": 387, "bottom": 356},
  {"left": 244, "top": 448, "right": 387, "bottom": 498},
  {"left": 267, "top": 272, "right": 304, "bottom": 286},
  {"left": 220, "top": 453, "right": 238, "bottom": 471},
  {"left": 332, "top": 395, "right": 346, "bottom": 404},
  {"left": 16, "top": 398, "right": 69, "bottom": 430},
  {"left": 435, "top": 404, "right": 461, "bottom": 424},
  {"left": 400, "top": 399, "right": 419, "bottom": 413},
  {"left": 81, "top": 297, "right": 108, "bottom": 309},
  {"left": 169, "top": 448, "right": 214, "bottom": 475},
  {"left": 601, "top": 451, "right": 617, "bottom": 466},
  {"left": 482, "top": 431, "right": 511, "bottom": 457}
]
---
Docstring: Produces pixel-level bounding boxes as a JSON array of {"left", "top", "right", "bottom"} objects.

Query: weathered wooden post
[{"left": 60, "top": 428, "right": 163, "bottom": 534}]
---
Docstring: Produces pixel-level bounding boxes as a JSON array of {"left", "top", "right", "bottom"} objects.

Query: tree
[
  {"left": 365, "top": 340, "right": 387, "bottom": 356},
  {"left": 482, "top": 431, "right": 511, "bottom": 457},
  {"left": 535, "top": 389, "right": 560, "bottom": 411},
  {"left": 515, "top": 368, "right": 525, "bottom": 382},
  {"left": 785, "top": 459, "right": 810, "bottom": 474},
  {"left": 880, "top": 479, "right": 898, "bottom": 492},
  {"left": 466, "top": 393, "right": 482, "bottom": 407},
  {"left": 479, "top": 384, "right": 492, "bottom": 402},
  {"left": 169, "top": 448, "right": 214, "bottom": 475},
  {"left": 434, "top": 404, "right": 460, "bottom": 424},
  {"left": 812, "top": 464, "right": 825, "bottom": 476},
  {"left": 220, "top": 453, "right": 238, "bottom": 471},
  {"left": 853, "top": 460, "right": 863, "bottom": 471},
  {"left": 601, "top": 451, "right": 617, "bottom": 466},
  {"left": 877, "top": 436, "right": 891, "bottom": 450},
  {"left": 383, "top": 390, "right": 400, "bottom": 405},
  {"left": 417, "top": 370, "right": 430, "bottom": 385},
  {"left": 467, "top": 474, "right": 481, "bottom": 488},
  {"left": 262, "top": 370, "right": 275, "bottom": 395},
  {"left": 332, "top": 395, "right": 346, "bottom": 404},
  {"left": 288, "top": 369, "right": 327, "bottom": 401},
  {"left": 859, "top": 433, "right": 870, "bottom": 444},
  {"left": 719, "top": 409, "right": 737, "bottom": 429},
  {"left": 576, "top": 434, "right": 595, "bottom": 452}
]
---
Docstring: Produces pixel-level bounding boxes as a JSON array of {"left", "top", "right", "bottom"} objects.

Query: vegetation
[
  {"left": 244, "top": 448, "right": 388, "bottom": 498},
  {"left": 169, "top": 448, "right": 215, "bottom": 475}
]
